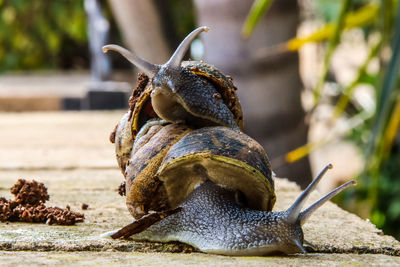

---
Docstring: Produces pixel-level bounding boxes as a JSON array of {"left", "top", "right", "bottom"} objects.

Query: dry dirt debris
[
  {"left": 128, "top": 72, "right": 149, "bottom": 115},
  {"left": 109, "top": 72, "right": 150, "bottom": 144},
  {"left": 0, "top": 179, "right": 84, "bottom": 225},
  {"left": 117, "top": 181, "right": 126, "bottom": 196}
]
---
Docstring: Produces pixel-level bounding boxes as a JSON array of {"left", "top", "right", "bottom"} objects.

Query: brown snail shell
[{"left": 124, "top": 123, "right": 275, "bottom": 219}]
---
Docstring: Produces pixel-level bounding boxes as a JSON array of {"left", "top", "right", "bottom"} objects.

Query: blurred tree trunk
[
  {"left": 108, "top": 0, "right": 171, "bottom": 64},
  {"left": 108, "top": 0, "right": 311, "bottom": 187},
  {"left": 194, "top": 0, "right": 311, "bottom": 187}
]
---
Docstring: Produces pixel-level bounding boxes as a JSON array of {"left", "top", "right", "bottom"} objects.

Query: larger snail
[{"left": 104, "top": 27, "right": 356, "bottom": 256}]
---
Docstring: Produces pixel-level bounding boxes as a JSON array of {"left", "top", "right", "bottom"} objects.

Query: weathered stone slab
[
  {"left": 0, "top": 170, "right": 399, "bottom": 256},
  {"left": 0, "top": 112, "right": 120, "bottom": 170},
  {"left": 0, "top": 251, "right": 400, "bottom": 266},
  {"left": 1, "top": 111, "right": 399, "bottom": 265}
]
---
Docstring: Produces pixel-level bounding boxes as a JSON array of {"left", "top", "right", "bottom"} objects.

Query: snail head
[{"left": 102, "top": 26, "right": 210, "bottom": 93}]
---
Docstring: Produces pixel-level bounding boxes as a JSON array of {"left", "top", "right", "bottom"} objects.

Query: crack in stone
[{"left": 0, "top": 240, "right": 398, "bottom": 256}]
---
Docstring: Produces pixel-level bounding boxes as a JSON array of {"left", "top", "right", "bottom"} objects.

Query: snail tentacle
[
  {"left": 284, "top": 163, "right": 356, "bottom": 225},
  {"left": 102, "top": 44, "right": 160, "bottom": 77},
  {"left": 284, "top": 164, "right": 333, "bottom": 224},
  {"left": 299, "top": 180, "right": 356, "bottom": 225},
  {"left": 294, "top": 239, "right": 307, "bottom": 253},
  {"left": 166, "top": 26, "right": 209, "bottom": 69}
]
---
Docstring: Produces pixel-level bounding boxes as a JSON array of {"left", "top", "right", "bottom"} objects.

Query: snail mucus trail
[{"left": 103, "top": 26, "right": 357, "bottom": 256}]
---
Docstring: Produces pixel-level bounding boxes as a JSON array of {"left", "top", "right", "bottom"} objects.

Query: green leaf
[
  {"left": 333, "top": 38, "right": 381, "bottom": 118},
  {"left": 365, "top": 0, "right": 400, "bottom": 213},
  {"left": 371, "top": 210, "right": 386, "bottom": 228},
  {"left": 313, "top": 0, "right": 352, "bottom": 104},
  {"left": 286, "top": 4, "right": 379, "bottom": 51},
  {"left": 241, "top": 0, "right": 274, "bottom": 39}
]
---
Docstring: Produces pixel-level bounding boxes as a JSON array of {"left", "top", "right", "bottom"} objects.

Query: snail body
[
  {"left": 105, "top": 27, "right": 356, "bottom": 256},
  {"left": 110, "top": 118, "right": 354, "bottom": 255},
  {"left": 130, "top": 180, "right": 308, "bottom": 255},
  {"left": 111, "top": 163, "right": 354, "bottom": 255}
]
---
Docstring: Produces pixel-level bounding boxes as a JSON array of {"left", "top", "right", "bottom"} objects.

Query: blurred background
[{"left": 0, "top": 0, "right": 399, "bottom": 240}]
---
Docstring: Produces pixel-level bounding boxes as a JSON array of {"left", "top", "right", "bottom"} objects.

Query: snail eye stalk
[
  {"left": 102, "top": 26, "right": 210, "bottom": 77},
  {"left": 299, "top": 180, "right": 356, "bottom": 225},
  {"left": 166, "top": 26, "right": 209, "bottom": 69},
  {"left": 283, "top": 164, "right": 356, "bottom": 224},
  {"left": 102, "top": 44, "right": 160, "bottom": 77}
]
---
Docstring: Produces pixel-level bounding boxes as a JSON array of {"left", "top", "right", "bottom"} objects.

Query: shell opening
[{"left": 157, "top": 153, "right": 275, "bottom": 211}]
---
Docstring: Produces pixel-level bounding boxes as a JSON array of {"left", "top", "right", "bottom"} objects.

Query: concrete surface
[
  {"left": 0, "top": 72, "right": 134, "bottom": 111},
  {"left": 0, "top": 72, "right": 91, "bottom": 98},
  {"left": 0, "top": 251, "right": 400, "bottom": 266},
  {"left": 0, "top": 111, "right": 399, "bottom": 266}
]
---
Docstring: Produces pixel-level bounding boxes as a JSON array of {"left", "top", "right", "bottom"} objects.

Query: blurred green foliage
[
  {"left": 0, "top": 0, "right": 88, "bottom": 71},
  {"left": 246, "top": 0, "right": 400, "bottom": 240},
  {"left": 0, "top": 0, "right": 194, "bottom": 72},
  {"left": 315, "top": 0, "right": 373, "bottom": 21},
  {"left": 166, "top": 0, "right": 196, "bottom": 43},
  {"left": 314, "top": 0, "right": 400, "bottom": 240},
  {"left": 241, "top": 0, "right": 273, "bottom": 38}
]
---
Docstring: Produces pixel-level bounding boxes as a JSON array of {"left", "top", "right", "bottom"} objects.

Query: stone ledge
[
  {"left": 0, "top": 251, "right": 399, "bottom": 266},
  {"left": 1, "top": 111, "right": 399, "bottom": 265},
  {"left": 0, "top": 174, "right": 399, "bottom": 256}
]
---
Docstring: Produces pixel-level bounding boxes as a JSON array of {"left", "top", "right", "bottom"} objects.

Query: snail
[
  {"left": 103, "top": 26, "right": 241, "bottom": 130},
  {"left": 105, "top": 26, "right": 356, "bottom": 255},
  {"left": 108, "top": 92, "right": 355, "bottom": 256},
  {"left": 109, "top": 117, "right": 355, "bottom": 255},
  {"left": 112, "top": 163, "right": 354, "bottom": 256},
  {"left": 108, "top": 28, "right": 243, "bottom": 173},
  {"left": 110, "top": 76, "right": 274, "bottom": 219},
  {"left": 116, "top": 123, "right": 276, "bottom": 221}
]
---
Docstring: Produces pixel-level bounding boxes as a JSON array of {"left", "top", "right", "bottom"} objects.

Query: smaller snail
[
  {"left": 103, "top": 26, "right": 240, "bottom": 129},
  {"left": 110, "top": 44, "right": 244, "bottom": 173}
]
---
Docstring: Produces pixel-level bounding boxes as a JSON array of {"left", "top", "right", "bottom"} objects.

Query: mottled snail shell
[
  {"left": 124, "top": 123, "right": 275, "bottom": 219},
  {"left": 109, "top": 59, "right": 262, "bottom": 219},
  {"left": 111, "top": 59, "right": 244, "bottom": 173}
]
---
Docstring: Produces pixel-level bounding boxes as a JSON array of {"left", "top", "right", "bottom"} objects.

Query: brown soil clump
[
  {"left": 0, "top": 179, "right": 84, "bottom": 225},
  {"left": 117, "top": 181, "right": 126, "bottom": 196},
  {"left": 10, "top": 179, "right": 49, "bottom": 205},
  {"left": 129, "top": 72, "right": 149, "bottom": 113},
  {"left": 109, "top": 72, "right": 150, "bottom": 144}
]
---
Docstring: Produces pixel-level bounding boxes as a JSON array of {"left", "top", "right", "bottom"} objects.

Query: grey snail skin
[{"left": 107, "top": 163, "right": 354, "bottom": 256}]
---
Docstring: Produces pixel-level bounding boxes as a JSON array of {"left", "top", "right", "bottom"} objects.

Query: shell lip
[{"left": 157, "top": 152, "right": 276, "bottom": 211}]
